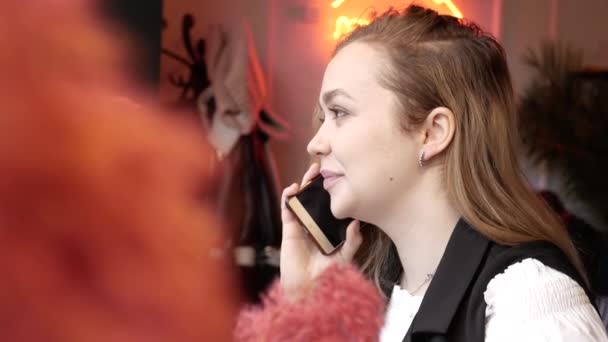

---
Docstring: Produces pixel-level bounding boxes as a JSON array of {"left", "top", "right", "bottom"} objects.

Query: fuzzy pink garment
[{"left": 235, "top": 263, "right": 385, "bottom": 341}]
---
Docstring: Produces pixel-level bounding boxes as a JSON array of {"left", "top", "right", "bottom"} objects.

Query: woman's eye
[{"left": 330, "top": 108, "right": 348, "bottom": 118}]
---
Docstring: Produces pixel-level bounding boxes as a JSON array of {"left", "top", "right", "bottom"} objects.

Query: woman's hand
[{"left": 279, "top": 163, "right": 363, "bottom": 299}]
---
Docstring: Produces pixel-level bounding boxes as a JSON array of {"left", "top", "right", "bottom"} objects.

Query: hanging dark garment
[
  {"left": 205, "top": 110, "right": 283, "bottom": 303},
  {"left": 161, "top": 14, "right": 287, "bottom": 303}
]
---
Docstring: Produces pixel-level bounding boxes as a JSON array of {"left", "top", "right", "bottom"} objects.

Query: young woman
[{"left": 279, "top": 5, "right": 607, "bottom": 341}]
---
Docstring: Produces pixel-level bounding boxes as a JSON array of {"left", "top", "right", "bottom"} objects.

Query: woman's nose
[{"left": 307, "top": 127, "right": 331, "bottom": 157}]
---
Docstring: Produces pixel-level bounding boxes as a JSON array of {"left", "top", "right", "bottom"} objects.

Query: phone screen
[{"left": 287, "top": 176, "right": 352, "bottom": 253}]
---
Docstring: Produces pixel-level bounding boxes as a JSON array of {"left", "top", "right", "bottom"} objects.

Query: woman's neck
[{"left": 374, "top": 177, "right": 460, "bottom": 295}]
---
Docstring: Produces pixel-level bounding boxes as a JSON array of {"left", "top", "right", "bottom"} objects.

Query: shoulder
[
  {"left": 484, "top": 258, "right": 588, "bottom": 317},
  {"left": 483, "top": 258, "right": 607, "bottom": 341}
]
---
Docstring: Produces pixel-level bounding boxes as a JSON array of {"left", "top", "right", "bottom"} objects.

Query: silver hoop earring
[{"left": 418, "top": 150, "right": 425, "bottom": 167}]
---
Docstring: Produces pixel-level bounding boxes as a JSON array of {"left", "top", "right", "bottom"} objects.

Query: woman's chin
[{"left": 330, "top": 202, "right": 352, "bottom": 220}]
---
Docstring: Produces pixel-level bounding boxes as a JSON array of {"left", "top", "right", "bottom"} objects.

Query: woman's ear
[{"left": 419, "top": 107, "right": 456, "bottom": 163}]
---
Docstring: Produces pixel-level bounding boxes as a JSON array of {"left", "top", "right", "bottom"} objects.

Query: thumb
[{"left": 340, "top": 220, "right": 362, "bottom": 262}]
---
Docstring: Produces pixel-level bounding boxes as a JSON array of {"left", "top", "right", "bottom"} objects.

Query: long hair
[{"left": 329, "top": 5, "right": 588, "bottom": 295}]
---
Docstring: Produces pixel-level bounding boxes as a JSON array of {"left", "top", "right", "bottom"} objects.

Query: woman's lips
[
  {"left": 320, "top": 170, "right": 343, "bottom": 190},
  {"left": 322, "top": 175, "right": 342, "bottom": 190}
]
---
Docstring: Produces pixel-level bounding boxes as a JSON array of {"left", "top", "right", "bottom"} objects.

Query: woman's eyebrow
[{"left": 319, "top": 88, "right": 354, "bottom": 108}]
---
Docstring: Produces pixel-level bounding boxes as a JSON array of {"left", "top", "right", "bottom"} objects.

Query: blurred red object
[
  {"left": 235, "top": 263, "right": 385, "bottom": 342},
  {"left": 0, "top": 1, "right": 238, "bottom": 341}
]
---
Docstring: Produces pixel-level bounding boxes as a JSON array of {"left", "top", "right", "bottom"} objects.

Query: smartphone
[{"left": 286, "top": 175, "right": 353, "bottom": 255}]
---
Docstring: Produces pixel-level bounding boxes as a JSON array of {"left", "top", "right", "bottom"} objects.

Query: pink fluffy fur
[{"left": 235, "top": 263, "right": 385, "bottom": 341}]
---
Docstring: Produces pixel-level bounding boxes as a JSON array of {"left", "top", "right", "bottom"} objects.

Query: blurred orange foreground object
[{"left": 0, "top": 1, "right": 237, "bottom": 341}]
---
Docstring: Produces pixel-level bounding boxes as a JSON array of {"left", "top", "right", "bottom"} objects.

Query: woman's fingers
[
  {"left": 340, "top": 220, "right": 362, "bottom": 262},
  {"left": 300, "top": 163, "right": 320, "bottom": 187},
  {"left": 281, "top": 183, "right": 300, "bottom": 221}
]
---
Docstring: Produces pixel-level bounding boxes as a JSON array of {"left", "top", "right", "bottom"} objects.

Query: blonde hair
[{"left": 328, "top": 5, "right": 588, "bottom": 295}]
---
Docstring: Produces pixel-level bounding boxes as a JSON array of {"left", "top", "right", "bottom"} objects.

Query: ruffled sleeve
[{"left": 484, "top": 258, "right": 608, "bottom": 341}]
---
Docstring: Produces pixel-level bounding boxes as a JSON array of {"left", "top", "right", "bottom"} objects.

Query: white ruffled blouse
[{"left": 380, "top": 258, "right": 608, "bottom": 341}]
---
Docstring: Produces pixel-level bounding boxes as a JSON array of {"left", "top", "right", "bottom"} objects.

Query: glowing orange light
[
  {"left": 331, "top": 0, "right": 368, "bottom": 39},
  {"left": 333, "top": 16, "right": 370, "bottom": 39},
  {"left": 331, "top": 0, "right": 346, "bottom": 8},
  {"left": 331, "top": 0, "right": 463, "bottom": 39},
  {"left": 432, "top": 0, "right": 463, "bottom": 18}
]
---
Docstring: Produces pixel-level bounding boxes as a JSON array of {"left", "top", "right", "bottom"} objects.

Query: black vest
[{"left": 403, "top": 219, "right": 589, "bottom": 342}]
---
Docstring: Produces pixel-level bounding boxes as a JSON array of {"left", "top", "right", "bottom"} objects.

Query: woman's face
[{"left": 308, "top": 42, "right": 422, "bottom": 223}]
